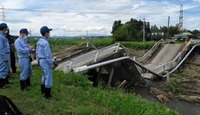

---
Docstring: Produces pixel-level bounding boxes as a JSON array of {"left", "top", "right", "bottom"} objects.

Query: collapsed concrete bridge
[{"left": 31, "top": 39, "right": 200, "bottom": 87}]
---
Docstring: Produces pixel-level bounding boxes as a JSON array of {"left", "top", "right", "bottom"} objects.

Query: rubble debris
[
  {"left": 186, "top": 89, "right": 200, "bottom": 94},
  {"left": 150, "top": 87, "right": 174, "bottom": 99},
  {"left": 156, "top": 94, "right": 169, "bottom": 104},
  {"left": 179, "top": 95, "right": 200, "bottom": 103}
]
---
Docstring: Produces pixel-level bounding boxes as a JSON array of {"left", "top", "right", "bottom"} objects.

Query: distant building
[
  {"left": 172, "top": 32, "right": 192, "bottom": 40},
  {"left": 151, "top": 30, "right": 164, "bottom": 36},
  {"left": 151, "top": 30, "right": 165, "bottom": 40}
]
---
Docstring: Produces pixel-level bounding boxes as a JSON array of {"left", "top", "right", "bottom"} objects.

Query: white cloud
[
  {"left": 192, "top": 0, "right": 200, "bottom": 3},
  {"left": 0, "top": 0, "right": 25, "bottom": 9},
  {"left": 0, "top": 0, "right": 200, "bottom": 36}
]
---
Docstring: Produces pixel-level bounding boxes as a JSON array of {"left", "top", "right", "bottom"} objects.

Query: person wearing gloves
[
  {"left": 0, "top": 23, "right": 11, "bottom": 89},
  {"left": 36, "top": 26, "right": 54, "bottom": 99},
  {"left": 14, "top": 28, "right": 32, "bottom": 91}
]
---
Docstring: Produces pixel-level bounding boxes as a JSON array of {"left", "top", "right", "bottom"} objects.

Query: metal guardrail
[
  {"left": 73, "top": 56, "right": 130, "bottom": 72},
  {"left": 151, "top": 41, "right": 192, "bottom": 76},
  {"left": 73, "top": 43, "right": 200, "bottom": 79},
  {"left": 152, "top": 52, "right": 181, "bottom": 73},
  {"left": 62, "top": 43, "right": 122, "bottom": 73},
  {"left": 72, "top": 39, "right": 200, "bottom": 80},
  {"left": 136, "top": 39, "right": 164, "bottom": 63},
  {"left": 73, "top": 56, "right": 163, "bottom": 78},
  {"left": 163, "top": 44, "right": 200, "bottom": 77}
]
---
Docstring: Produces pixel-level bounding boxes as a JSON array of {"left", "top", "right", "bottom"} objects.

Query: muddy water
[{"left": 133, "top": 80, "right": 200, "bottom": 115}]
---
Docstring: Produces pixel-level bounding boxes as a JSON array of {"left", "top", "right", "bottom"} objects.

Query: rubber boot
[
  {"left": 5, "top": 77, "right": 13, "bottom": 84},
  {"left": 26, "top": 77, "right": 31, "bottom": 87},
  {"left": 6, "top": 72, "right": 11, "bottom": 78},
  {"left": 0, "top": 79, "right": 3, "bottom": 87},
  {"left": 12, "top": 69, "right": 16, "bottom": 73},
  {"left": 44, "top": 88, "right": 52, "bottom": 99},
  {"left": 0, "top": 78, "right": 9, "bottom": 89},
  {"left": 20, "top": 80, "right": 26, "bottom": 91},
  {"left": 0, "top": 79, "right": 5, "bottom": 89},
  {"left": 41, "top": 84, "right": 45, "bottom": 95}
]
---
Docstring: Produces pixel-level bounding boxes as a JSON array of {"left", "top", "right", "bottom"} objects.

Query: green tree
[
  {"left": 169, "top": 25, "right": 180, "bottom": 36},
  {"left": 112, "top": 25, "right": 128, "bottom": 41},
  {"left": 188, "top": 29, "right": 200, "bottom": 39},
  {"left": 160, "top": 26, "right": 168, "bottom": 39},
  {"left": 151, "top": 25, "right": 180, "bottom": 40},
  {"left": 111, "top": 20, "right": 122, "bottom": 34},
  {"left": 125, "top": 18, "right": 142, "bottom": 41},
  {"left": 151, "top": 25, "right": 159, "bottom": 31},
  {"left": 191, "top": 29, "right": 200, "bottom": 35},
  {"left": 151, "top": 25, "right": 162, "bottom": 41},
  {"left": 145, "top": 22, "right": 151, "bottom": 41},
  {"left": 112, "top": 18, "right": 150, "bottom": 41}
]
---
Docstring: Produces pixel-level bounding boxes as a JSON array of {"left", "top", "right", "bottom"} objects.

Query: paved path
[
  {"left": 143, "top": 44, "right": 184, "bottom": 79},
  {"left": 55, "top": 44, "right": 121, "bottom": 72}
]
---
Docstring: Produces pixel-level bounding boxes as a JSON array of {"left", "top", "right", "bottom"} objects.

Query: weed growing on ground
[{"left": 0, "top": 67, "right": 177, "bottom": 115}]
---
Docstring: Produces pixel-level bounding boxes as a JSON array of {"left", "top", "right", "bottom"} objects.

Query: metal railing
[
  {"left": 62, "top": 43, "right": 122, "bottom": 73},
  {"left": 151, "top": 40, "right": 192, "bottom": 76},
  {"left": 136, "top": 39, "right": 164, "bottom": 63},
  {"left": 163, "top": 44, "right": 200, "bottom": 77},
  {"left": 73, "top": 56, "right": 162, "bottom": 77},
  {"left": 73, "top": 44, "right": 200, "bottom": 78},
  {"left": 152, "top": 52, "right": 181, "bottom": 73}
]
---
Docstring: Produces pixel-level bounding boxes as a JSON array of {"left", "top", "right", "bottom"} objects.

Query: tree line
[{"left": 111, "top": 18, "right": 200, "bottom": 41}]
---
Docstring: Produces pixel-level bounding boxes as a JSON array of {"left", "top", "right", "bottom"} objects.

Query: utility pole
[
  {"left": 179, "top": 4, "right": 183, "bottom": 31},
  {"left": 105, "top": 29, "right": 107, "bottom": 38},
  {"left": 86, "top": 30, "right": 88, "bottom": 38},
  {"left": 167, "top": 16, "right": 170, "bottom": 39},
  {"left": 143, "top": 18, "right": 145, "bottom": 42},
  {"left": 0, "top": 5, "right": 6, "bottom": 22}
]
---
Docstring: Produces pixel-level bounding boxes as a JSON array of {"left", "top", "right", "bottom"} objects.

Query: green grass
[
  {"left": 28, "top": 38, "right": 114, "bottom": 46},
  {"left": 2, "top": 38, "right": 178, "bottom": 114},
  {"left": 27, "top": 38, "right": 154, "bottom": 58},
  {"left": 166, "top": 80, "right": 187, "bottom": 94},
  {"left": 0, "top": 67, "right": 177, "bottom": 115},
  {"left": 28, "top": 38, "right": 155, "bottom": 53},
  {"left": 120, "top": 41, "right": 156, "bottom": 49},
  {"left": 28, "top": 38, "right": 114, "bottom": 52}
]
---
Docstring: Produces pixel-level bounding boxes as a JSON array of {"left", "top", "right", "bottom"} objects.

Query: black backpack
[{"left": 0, "top": 95, "right": 22, "bottom": 115}]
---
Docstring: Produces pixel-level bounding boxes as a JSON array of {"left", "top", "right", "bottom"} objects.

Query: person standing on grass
[
  {"left": 14, "top": 28, "right": 32, "bottom": 91},
  {"left": 0, "top": 23, "right": 12, "bottom": 89},
  {"left": 6, "top": 29, "right": 17, "bottom": 74},
  {"left": 36, "top": 26, "right": 54, "bottom": 99}
]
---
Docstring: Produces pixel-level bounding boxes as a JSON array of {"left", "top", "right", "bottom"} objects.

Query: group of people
[{"left": 0, "top": 23, "right": 54, "bottom": 99}]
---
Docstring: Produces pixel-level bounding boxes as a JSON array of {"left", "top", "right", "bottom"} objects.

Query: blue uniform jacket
[
  {"left": 0, "top": 32, "right": 10, "bottom": 59},
  {"left": 36, "top": 37, "right": 53, "bottom": 67},
  {"left": 14, "top": 37, "right": 30, "bottom": 58}
]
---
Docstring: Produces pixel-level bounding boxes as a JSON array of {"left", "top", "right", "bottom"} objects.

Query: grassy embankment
[
  {"left": 0, "top": 38, "right": 178, "bottom": 115},
  {"left": 29, "top": 38, "right": 155, "bottom": 57}
]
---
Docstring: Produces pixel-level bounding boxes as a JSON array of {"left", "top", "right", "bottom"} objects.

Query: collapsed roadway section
[{"left": 32, "top": 39, "right": 200, "bottom": 88}]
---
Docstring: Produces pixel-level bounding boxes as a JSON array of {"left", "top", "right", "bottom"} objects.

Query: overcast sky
[{"left": 0, "top": 0, "right": 200, "bottom": 36}]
